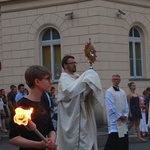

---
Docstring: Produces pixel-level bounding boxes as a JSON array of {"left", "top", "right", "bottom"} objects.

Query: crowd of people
[
  {"left": 0, "top": 81, "right": 58, "bottom": 145},
  {"left": 0, "top": 55, "right": 150, "bottom": 150}
]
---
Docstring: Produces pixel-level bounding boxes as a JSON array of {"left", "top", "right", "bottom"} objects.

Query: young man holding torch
[{"left": 9, "top": 65, "right": 56, "bottom": 150}]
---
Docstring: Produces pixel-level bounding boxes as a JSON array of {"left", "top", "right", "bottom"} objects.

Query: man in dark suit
[{"left": 41, "top": 92, "right": 54, "bottom": 117}]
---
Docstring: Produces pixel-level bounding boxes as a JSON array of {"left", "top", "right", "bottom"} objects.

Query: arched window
[
  {"left": 129, "top": 27, "right": 143, "bottom": 78},
  {"left": 41, "top": 28, "right": 61, "bottom": 82}
]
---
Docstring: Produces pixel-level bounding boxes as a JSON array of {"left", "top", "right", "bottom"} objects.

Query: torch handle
[{"left": 33, "top": 128, "right": 47, "bottom": 143}]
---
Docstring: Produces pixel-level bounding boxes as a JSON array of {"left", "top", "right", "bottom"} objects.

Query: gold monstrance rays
[{"left": 84, "top": 38, "right": 97, "bottom": 69}]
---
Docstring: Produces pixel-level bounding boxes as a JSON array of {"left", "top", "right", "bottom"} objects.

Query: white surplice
[
  {"left": 56, "top": 69, "right": 103, "bottom": 150},
  {"left": 105, "top": 86, "right": 129, "bottom": 136}
]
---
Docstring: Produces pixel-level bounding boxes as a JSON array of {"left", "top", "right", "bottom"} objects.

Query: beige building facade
[{"left": 0, "top": 0, "right": 150, "bottom": 125}]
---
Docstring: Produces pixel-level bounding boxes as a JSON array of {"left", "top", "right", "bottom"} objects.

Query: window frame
[
  {"left": 129, "top": 27, "right": 143, "bottom": 78},
  {"left": 41, "top": 28, "right": 61, "bottom": 82}
]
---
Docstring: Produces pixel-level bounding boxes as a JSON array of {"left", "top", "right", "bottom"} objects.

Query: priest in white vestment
[
  {"left": 104, "top": 74, "right": 129, "bottom": 150},
  {"left": 56, "top": 55, "right": 103, "bottom": 150}
]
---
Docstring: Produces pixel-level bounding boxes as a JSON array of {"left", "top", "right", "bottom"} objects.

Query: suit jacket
[{"left": 41, "top": 92, "right": 53, "bottom": 115}]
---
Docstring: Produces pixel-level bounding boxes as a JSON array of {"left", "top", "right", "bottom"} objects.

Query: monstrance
[{"left": 84, "top": 38, "right": 97, "bottom": 69}]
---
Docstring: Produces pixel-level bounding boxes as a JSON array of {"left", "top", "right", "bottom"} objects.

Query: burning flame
[{"left": 14, "top": 107, "right": 33, "bottom": 126}]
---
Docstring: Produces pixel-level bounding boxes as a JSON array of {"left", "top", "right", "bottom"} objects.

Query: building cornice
[
  {"left": 0, "top": 0, "right": 92, "bottom": 13},
  {"left": 106, "top": 0, "right": 150, "bottom": 8},
  {"left": 0, "top": 0, "right": 11, "bottom": 2}
]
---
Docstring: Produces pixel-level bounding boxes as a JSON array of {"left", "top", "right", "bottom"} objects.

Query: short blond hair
[{"left": 112, "top": 74, "right": 120, "bottom": 78}]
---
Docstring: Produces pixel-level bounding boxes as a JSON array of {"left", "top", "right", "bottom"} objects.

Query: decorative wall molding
[
  {"left": 106, "top": 0, "right": 150, "bottom": 8},
  {"left": 0, "top": 0, "right": 92, "bottom": 13}
]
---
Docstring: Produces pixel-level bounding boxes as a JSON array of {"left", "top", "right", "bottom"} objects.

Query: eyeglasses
[
  {"left": 67, "top": 62, "right": 77, "bottom": 65},
  {"left": 42, "top": 76, "right": 51, "bottom": 81},
  {"left": 112, "top": 79, "right": 120, "bottom": 81}
]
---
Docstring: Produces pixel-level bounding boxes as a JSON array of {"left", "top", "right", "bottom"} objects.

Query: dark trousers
[{"left": 104, "top": 132, "right": 129, "bottom": 150}]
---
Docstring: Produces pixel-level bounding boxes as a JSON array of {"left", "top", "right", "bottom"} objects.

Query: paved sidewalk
[
  {"left": 97, "top": 126, "right": 150, "bottom": 150},
  {"left": 1, "top": 126, "right": 150, "bottom": 150}
]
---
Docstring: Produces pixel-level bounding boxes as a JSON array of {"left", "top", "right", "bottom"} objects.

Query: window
[
  {"left": 41, "top": 28, "right": 61, "bottom": 82},
  {"left": 129, "top": 27, "right": 143, "bottom": 78}
]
